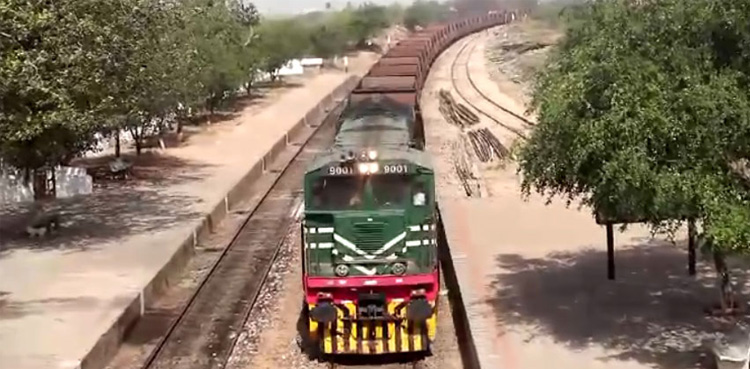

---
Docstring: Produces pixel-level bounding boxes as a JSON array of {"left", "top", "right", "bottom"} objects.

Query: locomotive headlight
[
  {"left": 368, "top": 150, "right": 378, "bottom": 160},
  {"left": 368, "top": 162, "right": 379, "bottom": 173},
  {"left": 358, "top": 163, "right": 369, "bottom": 174},
  {"left": 335, "top": 264, "right": 349, "bottom": 277},
  {"left": 392, "top": 262, "right": 407, "bottom": 276}
]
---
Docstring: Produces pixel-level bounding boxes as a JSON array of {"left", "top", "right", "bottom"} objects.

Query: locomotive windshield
[{"left": 310, "top": 174, "right": 424, "bottom": 210}]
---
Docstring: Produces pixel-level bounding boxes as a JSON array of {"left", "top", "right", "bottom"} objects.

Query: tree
[
  {"left": 309, "top": 23, "right": 350, "bottom": 59},
  {"left": 183, "top": 0, "right": 247, "bottom": 114},
  {"left": 347, "top": 3, "right": 390, "bottom": 47},
  {"left": 404, "top": 0, "right": 451, "bottom": 31},
  {"left": 230, "top": 0, "right": 262, "bottom": 95},
  {"left": 100, "top": 1, "right": 191, "bottom": 155},
  {"left": 517, "top": 0, "right": 750, "bottom": 312},
  {"left": 0, "top": 0, "right": 144, "bottom": 194},
  {"left": 256, "top": 19, "right": 308, "bottom": 81}
]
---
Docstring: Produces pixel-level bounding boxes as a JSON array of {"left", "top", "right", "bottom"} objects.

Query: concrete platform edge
[
  {"left": 77, "top": 76, "right": 359, "bottom": 369},
  {"left": 437, "top": 205, "right": 481, "bottom": 369}
]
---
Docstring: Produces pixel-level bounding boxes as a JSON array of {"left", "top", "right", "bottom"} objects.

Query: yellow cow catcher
[{"left": 307, "top": 296, "right": 438, "bottom": 355}]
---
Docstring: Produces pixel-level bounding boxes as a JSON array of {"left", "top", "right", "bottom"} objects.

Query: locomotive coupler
[{"left": 357, "top": 292, "right": 387, "bottom": 320}]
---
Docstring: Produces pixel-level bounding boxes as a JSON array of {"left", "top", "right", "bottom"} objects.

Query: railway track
[
  {"left": 449, "top": 34, "right": 528, "bottom": 141},
  {"left": 138, "top": 103, "right": 341, "bottom": 369},
  {"left": 463, "top": 35, "right": 535, "bottom": 129}
]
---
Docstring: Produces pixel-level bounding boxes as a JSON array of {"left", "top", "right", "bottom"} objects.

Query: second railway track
[
  {"left": 450, "top": 33, "right": 531, "bottom": 141},
  {"left": 139, "top": 103, "right": 341, "bottom": 369}
]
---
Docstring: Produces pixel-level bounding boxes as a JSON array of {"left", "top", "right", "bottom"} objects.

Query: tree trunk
[
  {"left": 713, "top": 248, "right": 736, "bottom": 312},
  {"left": 130, "top": 127, "right": 143, "bottom": 156},
  {"left": 245, "top": 81, "right": 253, "bottom": 96},
  {"left": 208, "top": 98, "right": 216, "bottom": 124},
  {"left": 32, "top": 169, "right": 47, "bottom": 200},
  {"left": 115, "top": 131, "right": 121, "bottom": 157}
]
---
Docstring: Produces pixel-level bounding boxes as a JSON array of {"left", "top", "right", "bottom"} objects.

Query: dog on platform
[{"left": 25, "top": 205, "right": 62, "bottom": 238}]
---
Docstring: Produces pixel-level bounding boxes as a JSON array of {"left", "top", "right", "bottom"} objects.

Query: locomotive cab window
[
  {"left": 371, "top": 175, "right": 412, "bottom": 208},
  {"left": 413, "top": 182, "right": 427, "bottom": 206},
  {"left": 311, "top": 176, "right": 366, "bottom": 210}
]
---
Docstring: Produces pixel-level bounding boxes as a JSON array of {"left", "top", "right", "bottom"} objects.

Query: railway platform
[
  {"left": 0, "top": 69, "right": 365, "bottom": 369},
  {"left": 423, "top": 28, "right": 711, "bottom": 369}
]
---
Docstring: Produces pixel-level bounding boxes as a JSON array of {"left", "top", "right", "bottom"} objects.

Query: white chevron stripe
[
  {"left": 333, "top": 233, "right": 368, "bottom": 257},
  {"left": 318, "top": 227, "right": 334, "bottom": 234},
  {"left": 318, "top": 242, "right": 334, "bottom": 249},
  {"left": 373, "top": 232, "right": 406, "bottom": 256},
  {"left": 409, "top": 225, "right": 421, "bottom": 231},
  {"left": 353, "top": 265, "right": 376, "bottom": 276},
  {"left": 405, "top": 240, "right": 421, "bottom": 247}
]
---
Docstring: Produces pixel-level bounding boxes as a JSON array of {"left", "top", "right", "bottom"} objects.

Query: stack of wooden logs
[{"left": 438, "top": 89, "right": 479, "bottom": 128}]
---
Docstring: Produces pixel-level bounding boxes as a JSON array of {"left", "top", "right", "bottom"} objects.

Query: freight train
[{"left": 301, "top": 11, "right": 514, "bottom": 356}]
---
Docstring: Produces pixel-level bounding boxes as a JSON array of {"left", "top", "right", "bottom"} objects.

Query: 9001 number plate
[
  {"left": 325, "top": 164, "right": 410, "bottom": 175},
  {"left": 383, "top": 164, "right": 408, "bottom": 174},
  {"left": 328, "top": 166, "right": 354, "bottom": 175}
]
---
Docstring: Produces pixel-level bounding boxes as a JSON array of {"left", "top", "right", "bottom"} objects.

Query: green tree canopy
[
  {"left": 347, "top": 3, "right": 390, "bottom": 46},
  {"left": 518, "top": 0, "right": 750, "bottom": 308},
  {"left": 403, "top": 0, "right": 451, "bottom": 31},
  {"left": 0, "top": 0, "right": 396, "bottom": 191},
  {"left": 255, "top": 18, "right": 309, "bottom": 80}
]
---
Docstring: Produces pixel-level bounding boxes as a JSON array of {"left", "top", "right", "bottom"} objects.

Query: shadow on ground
[
  {"left": 0, "top": 296, "right": 105, "bottom": 320},
  {"left": 0, "top": 153, "right": 208, "bottom": 255},
  {"left": 180, "top": 80, "right": 306, "bottom": 128},
  {"left": 488, "top": 240, "right": 750, "bottom": 369},
  {"left": 74, "top": 152, "right": 213, "bottom": 187}
]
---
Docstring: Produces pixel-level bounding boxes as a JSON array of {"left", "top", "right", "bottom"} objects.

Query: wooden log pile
[
  {"left": 438, "top": 89, "right": 479, "bottom": 128},
  {"left": 466, "top": 127, "right": 509, "bottom": 163}
]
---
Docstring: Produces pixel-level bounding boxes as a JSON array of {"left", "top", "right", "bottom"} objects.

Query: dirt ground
[
  {"left": 420, "top": 20, "right": 750, "bottom": 369},
  {"left": 484, "top": 20, "right": 563, "bottom": 106}
]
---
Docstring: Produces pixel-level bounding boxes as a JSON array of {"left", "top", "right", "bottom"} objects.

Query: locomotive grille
[{"left": 353, "top": 223, "right": 385, "bottom": 251}]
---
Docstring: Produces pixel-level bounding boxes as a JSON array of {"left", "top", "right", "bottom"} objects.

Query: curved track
[
  {"left": 449, "top": 33, "right": 530, "bottom": 141},
  {"left": 464, "top": 35, "right": 535, "bottom": 129},
  {"left": 139, "top": 106, "right": 341, "bottom": 369}
]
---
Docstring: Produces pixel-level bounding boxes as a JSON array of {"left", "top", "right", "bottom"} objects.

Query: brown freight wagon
[
  {"left": 367, "top": 64, "right": 423, "bottom": 88},
  {"left": 379, "top": 57, "right": 422, "bottom": 66},
  {"left": 384, "top": 46, "right": 430, "bottom": 68},
  {"left": 395, "top": 40, "right": 438, "bottom": 64},
  {"left": 355, "top": 76, "right": 418, "bottom": 93}
]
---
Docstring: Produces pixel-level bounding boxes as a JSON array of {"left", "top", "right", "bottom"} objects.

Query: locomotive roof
[
  {"left": 334, "top": 114, "right": 411, "bottom": 148},
  {"left": 304, "top": 94, "right": 433, "bottom": 174}
]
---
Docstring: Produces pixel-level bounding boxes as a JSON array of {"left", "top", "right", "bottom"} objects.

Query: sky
[{"left": 253, "top": 0, "right": 413, "bottom": 15}]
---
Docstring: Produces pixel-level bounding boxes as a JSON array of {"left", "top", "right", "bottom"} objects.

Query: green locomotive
[{"left": 301, "top": 96, "right": 440, "bottom": 354}]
